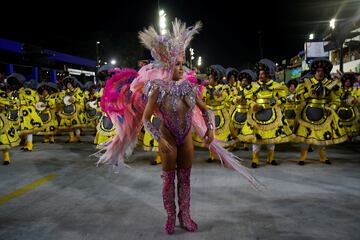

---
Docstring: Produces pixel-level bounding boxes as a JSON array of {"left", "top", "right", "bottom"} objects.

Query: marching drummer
[{"left": 36, "top": 82, "right": 59, "bottom": 144}]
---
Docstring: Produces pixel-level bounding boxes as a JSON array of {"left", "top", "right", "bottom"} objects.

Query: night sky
[{"left": 1, "top": 0, "right": 359, "bottom": 69}]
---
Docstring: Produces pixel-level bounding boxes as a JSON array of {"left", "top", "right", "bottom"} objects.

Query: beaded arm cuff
[
  {"left": 202, "top": 109, "right": 215, "bottom": 130},
  {"left": 144, "top": 119, "right": 161, "bottom": 141}
]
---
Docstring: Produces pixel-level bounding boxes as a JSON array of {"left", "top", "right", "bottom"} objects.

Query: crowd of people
[{"left": 0, "top": 72, "right": 117, "bottom": 165}]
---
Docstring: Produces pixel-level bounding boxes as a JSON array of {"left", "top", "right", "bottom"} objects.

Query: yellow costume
[
  {"left": 283, "top": 80, "right": 300, "bottom": 133},
  {"left": 18, "top": 87, "right": 44, "bottom": 135},
  {"left": 240, "top": 59, "right": 293, "bottom": 168},
  {"left": 58, "top": 87, "right": 84, "bottom": 131},
  {"left": 94, "top": 86, "right": 117, "bottom": 148},
  {"left": 36, "top": 93, "right": 58, "bottom": 142},
  {"left": 203, "top": 84, "right": 231, "bottom": 143},
  {"left": 94, "top": 112, "right": 117, "bottom": 149},
  {"left": 7, "top": 91, "right": 20, "bottom": 134},
  {"left": 240, "top": 79, "right": 293, "bottom": 144},
  {"left": 230, "top": 85, "right": 253, "bottom": 136},
  {"left": 83, "top": 91, "right": 99, "bottom": 130},
  {"left": 336, "top": 74, "right": 360, "bottom": 138},
  {"left": 0, "top": 90, "right": 20, "bottom": 164},
  {"left": 294, "top": 77, "right": 347, "bottom": 145}
]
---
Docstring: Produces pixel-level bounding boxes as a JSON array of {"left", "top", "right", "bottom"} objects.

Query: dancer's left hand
[{"left": 204, "top": 129, "right": 214, "bottom": 144}]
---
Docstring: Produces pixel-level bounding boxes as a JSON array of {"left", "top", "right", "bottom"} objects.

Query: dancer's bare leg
[{"left": 177, "top": 132, "right": 194, "bottom": 169}]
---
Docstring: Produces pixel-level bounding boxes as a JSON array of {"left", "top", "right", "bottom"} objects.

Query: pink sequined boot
[
  {"left": 162, "top": 170, "right": 176, "bottom": 234},
  {"left": 177, "top": 168, "right": 198, "bottom": 232}
]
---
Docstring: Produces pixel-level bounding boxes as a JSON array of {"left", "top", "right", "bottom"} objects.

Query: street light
[
  {"left": 96, "top": 41, "right": 101, "bottom": 69},
  {"left": 159, "top": 9, "right": 167, "bottom": 35},
  {"left": 309, "top": 33, "right": 314, "bottom": 40},
  {"left": 197, "top": 56, "right": 202, "bottom": 67},
  {"left": 330, "top": 18, "right": 336, "bottom": 30},
  {"left": 110, "top": 59, "right": 116, "bottom": 65},
  {"left": 189, "top": 48, "right": 194, "bottom": 69}
]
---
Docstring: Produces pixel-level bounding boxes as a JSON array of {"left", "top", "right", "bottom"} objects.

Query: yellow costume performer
[
  {"left": 203, "top": 65, "right": 231, "bottom": 162},
  {"left": 8, "top": 76, "right": 44, "bottom": 151},
  {"left": 336, "top": 73, "right": 360, "bottom": 140},
  {"left": 0, "top": 85, "right": 20, "bottom": 165},
  {"left": 240, "top": 59, "right": 293, "bottom": 168},
  {"left": 94, "top": 66, "right": 117, "bottom": 149},
  {"left": 95, "top": 112, "right": 117, "bottom": 149},
  {"left": 83, "top": 82, "right": 99, "bottom": 130},
  {"left": 294, "top": 58, "right": 347, "bottom": 165},
  {"left": 283, "top": 79, "right": 300, "bottom": 133},
  {"left": 225, "top": 68, "right": 240, "bottom": 149},
  {"left": 36, "top": 82, "right": 59, "bottom": 143},
  {"left": 58, "top": 76, "right": 84, "bottom": 143},
  {"left": 230, "top": 70, "right": 257, "bottom": 151}
]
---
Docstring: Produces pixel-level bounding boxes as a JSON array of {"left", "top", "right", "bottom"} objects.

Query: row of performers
[
  {"left": 2, "top": 58, "right": 359, "bottom": 168},
  {"left": 143, "top": 58, "right": 360, "bottom": 168},
  {"left": 0, "top": 75, "right": 117, "bottom": 165}
]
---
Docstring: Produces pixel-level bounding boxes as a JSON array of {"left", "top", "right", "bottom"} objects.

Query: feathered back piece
[{"left": 138, "top": 19, "right": 202, "bottom": 69}]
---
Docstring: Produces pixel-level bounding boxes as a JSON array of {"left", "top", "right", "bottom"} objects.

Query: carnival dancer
[
  {"left": 283, "top": 79, "right": 300, "bottom": 133},
  {"left": 230, "top": 70, "right": 257, "bottom": 151},
  {"left": 94, "top": 67, "right": 117, "bottom": 149},
  {"left": 8, "top": 75, "right": 43, "bottom": 151},
  {"left": 83, "top": 81, "right": 99, "bottom": 131},
  {"left": 97, "top": 19, "right": 260, "bottom": 234},
  {"left": 336, "top": 72, "right": 360, "bottom": 141},
  {"left": 240, "top": 59, "right": 293, "bottom": 168},
  {"left": 203, "top": 65, "right": 232, "bottom": 162},
  {"left": 294, "top": 58, "right": 347, "bottom": 165},
  {"left": 57, "top": 76, "right": 84, "bottom": 143},
  {"left": 0, "top": 83, "right": 20, "bottom": 164},
  {"left": 36, "top": 82, "right": 58, "bottom": 143}
]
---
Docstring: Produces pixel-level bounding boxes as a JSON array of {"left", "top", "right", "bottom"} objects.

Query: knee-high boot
[
  {"left": 177, "top": 168, "right": 198, "bottom": 232},
  {"left": 162, "top": 170, "right": 176, "bottom": 234}
]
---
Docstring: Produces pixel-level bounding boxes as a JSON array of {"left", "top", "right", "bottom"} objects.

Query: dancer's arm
[{"left": 195, "top": 96, "right": 214, "bottom": 144}]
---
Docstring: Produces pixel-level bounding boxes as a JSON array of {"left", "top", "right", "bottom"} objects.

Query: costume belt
[{"left": 308, "top": 99, "right": 327, "bottom": 104}]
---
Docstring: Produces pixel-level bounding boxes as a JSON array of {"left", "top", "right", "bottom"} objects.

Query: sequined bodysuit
[{"left": 144, "top": 79, "right": 199, "bottom": 146}]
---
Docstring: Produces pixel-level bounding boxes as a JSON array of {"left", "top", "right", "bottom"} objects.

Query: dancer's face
[
  {"left": 259, "top": 70, "right": 268, "bottom": 82},
  {"left": 228, "top": 75, "right": 236, "bottom": 86},
  {"left": 172, "top": 56, "right": 184, "bottom": 81},
  {"left": 67, "top": 82, "right": 74, "bottom": 89},
  {"left": 42, "top": 89, "right": 49, "bottom": 96},
  {"left": 344, "top": 79, "right": 351, "bottom": 88},
  {"left": 289, "top": 84, "right": 296, "bottom": 93},
  {"left": 315, "top": 68, "right": 325, "bottom": 81},
  {"left": 241, "top": 78, "right": 249, "bottom": 87}
]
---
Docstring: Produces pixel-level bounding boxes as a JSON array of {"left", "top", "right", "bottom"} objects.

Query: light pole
[
  {"left": 159, "top": 9, "right": 167, "bottom": 35},
  {"left": 330, "top": 18, "right": 336, "bottom": 30},
  {"left": 189, "top": 48, "right": 194, "bottom": 69},
  {"left": 197, "top": 56, "right": 202, "bottom": 67},
  {"left": 197, "top": 56, "right": 202, "bottom": 73},
  {"left": 96, "top": 41, "right": 101, "bottom": 71}
]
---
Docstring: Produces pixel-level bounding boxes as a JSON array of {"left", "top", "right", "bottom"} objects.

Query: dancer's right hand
[{"left": 158, "top": 138, "right": 174, "bottom": 154}]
